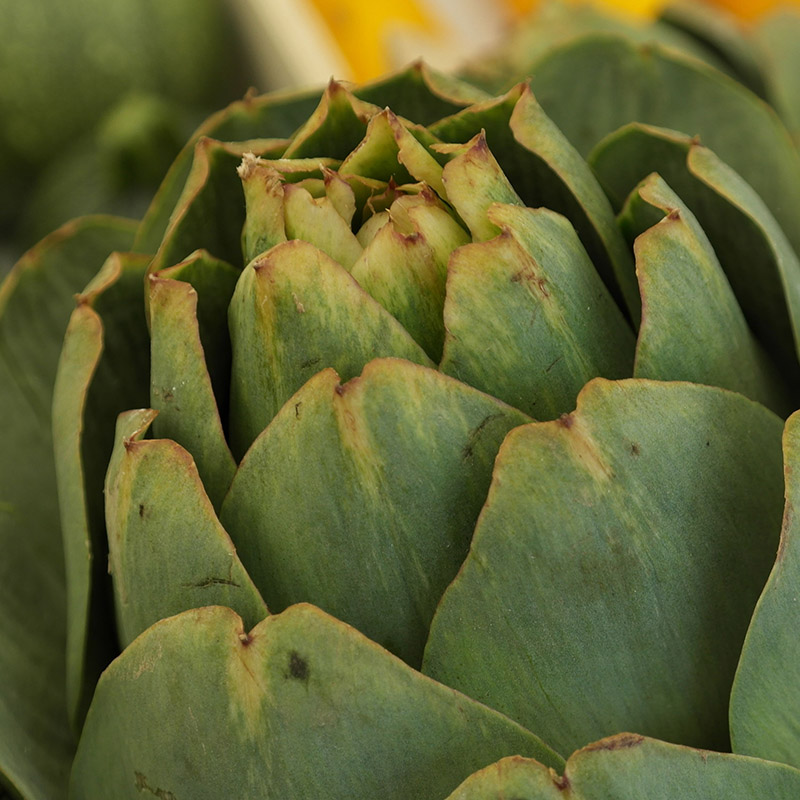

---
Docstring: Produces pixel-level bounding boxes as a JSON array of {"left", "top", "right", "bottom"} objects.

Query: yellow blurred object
[
  {"left": 499, "top": 0, "right": 800, "bottom": 20},
  {"left": 231, "top": 0, "right": 800, "bottom": 89},
  {"left": 709, "top": 0, "right": 800, "bottom": 20},
  {"left": 501, "top": 0, "right": 538, "bottom": 14},
  {"left": 500, "top": 0, "right": 662, "bottom": 18},
  {"left": 308, "top": 0, "right": 442, "bottom": 80}
]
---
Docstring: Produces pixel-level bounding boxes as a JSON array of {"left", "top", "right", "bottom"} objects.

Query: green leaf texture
[
  {"left": 70, "top": 604, "right": 561, "bottom": 799},
  {"left": 221, "top": 358, "right": 529, "bottom": 667},
  {"left": 0, "top": 217, "right": 137, "bottom": 799},
  {"left": 446, "top": 735, "right": 800, "bottom": 799},
  {"left": 730, "top": 410, "right": 800, "bottom": 767},
  {"left": 529, "top": 36, "right": 800, "bottom": 266},
  {"left": 52, "top": 250, "right": 151, "bottom": 729},
  {"left": 424, "top": 379, "right": 784, "bottom": 755}
]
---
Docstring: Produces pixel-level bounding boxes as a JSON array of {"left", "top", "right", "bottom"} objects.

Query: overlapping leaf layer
[{"left": 2, "top": 10, "right": 800, "bottom": 799}]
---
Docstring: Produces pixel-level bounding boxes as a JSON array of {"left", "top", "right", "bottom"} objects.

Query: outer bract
[{"left": 2, "top": 6, "right": 800, "bottom": 798}]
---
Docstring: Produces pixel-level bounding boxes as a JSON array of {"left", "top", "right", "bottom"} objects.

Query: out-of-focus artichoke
[
  {"left": 2, "top": 3, "right": 800, "bottom": 798},
  {"left": 0, "top": 0, "right": 251, "bottom": 273}
]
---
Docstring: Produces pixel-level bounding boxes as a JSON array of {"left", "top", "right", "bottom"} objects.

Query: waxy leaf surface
[
  {"left": 148, "top": 252, "right": 238, "bottom": 508},
  {"left": 621, "top": 174, "right": 788, "bottom": 414},
  {"left": 529, "top": 36, "right": 800, "bottom": 265},
  {"left": 730, "top": 410, "right": 800, "bottom": 768},
  {"left": 440, "top": 204, "right": 634, "bottom": 419},
  {"left": 0, "top": 217, "right": 136, "bottom": 799},
  {"left": 105, "top": 410, "right": 268, "bottom": 647},
  {"left": 70, "top": 605, "right": 561, "bottom": 799},
  {"left": 221, "top": 358, "right": 530, "bottom": 667},
  {"left": 590, "top": 124, "right": 800, "bottom": 383},
  {"left": 52, "top": 250, "right": 151, "bottom": 728},
  {"left": 446, "top": 735, "right": 800, "bottom": 798},
  {"left": 424, "top": 379, "right": 784, "bottom": 755},
  {"left": 227, "top": 240, "right": 431, "bottom": 457},
  {"left": 431, "top": 86, "right": 637, "bottom": 318}
]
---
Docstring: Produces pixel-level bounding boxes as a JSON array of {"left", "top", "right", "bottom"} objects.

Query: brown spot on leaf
[
  {"left": 469, "top": 130, "right": 490, "bottom": 154},
  {"left": 186, "top": 577, "right": 241, "bottom": 589},
  {"left": 583, "top": 733, "right": 644, "bottom": 752},
  {"left": 545, "top": 355, "right": 563, "bottom": 374},
  {"left": 462, "top": 413, "right": 503, "bottom": 461},
  {"left": 288, "top": 651, "right": 309, "bottom": 682},
  {"left": 134, "top": 771, "right": 177, "bottom": 799},
  {"left": 558, "top": 413, "right": 574, "bottom": 429},
  {"left": 630, "top": 442, "right": 640, "bottom": 457},
  {"left": 551, "top": 770, "right": 570, "bottom": 791},
  {"left": 511, "top": 266, "right": 551, "bottom": 298},
  {"left": 294, "top": 402, "right": 302, "bottom": 419},
  {"left": 138, "top": 503, "right": 145, "bottom": 518}
]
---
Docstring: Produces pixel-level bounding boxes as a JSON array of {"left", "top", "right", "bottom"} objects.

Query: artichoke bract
[{"left": 3, "top": 7, "right": 800, "bottom": 797}]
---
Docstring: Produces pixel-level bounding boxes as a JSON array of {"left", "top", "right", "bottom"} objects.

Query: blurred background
[{"left": 1, "top": 0, "right": 797, "bottom": 275}]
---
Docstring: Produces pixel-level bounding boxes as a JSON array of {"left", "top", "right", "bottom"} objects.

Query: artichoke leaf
[
  {"left": 436, "top": 131, "right": 523, "bottom": 242},
  {"left": 70, "top": 604, "right": 561, "bottom": 799},
  {"left": 457, "top": 0, "right": 732, "bottom": 96},
  {"left": 431, "top": 84, "right": 638, "bottom": 321},
  {"left": 237, "top": 153, "right": 342, "bottom": 263},
  {"left": 591, "top": 124, "right": 800, "bottom": 388},
  {"left": 105, "top": 409, "right": 268, "bottom": 647},
  {"left": 621, "top": 174, "right": 790, "bottom": 415},
  {"left": 658, "top": 1, "right": 766, "bottom": 97},
  {"left": 282, "top": 183, "right": 363, "bottom": 270},
  {"left": 53, "top": 250, "right": 151, "bottom": 729},
  {"left": 440, "top": 204, "right": 635, "bottom": 419},
  {"left": 132, "top": 84, "right": 324, "bottom": 254},
  {"left": 355, "top": 60, "right": 491, "bottom": 125},
  {"left": 227, "top": 240, "right": 433, "bottom": 458},
  {"left": 221, "top": 358, "right": 530, "bottom": 667},
  {"left": 340, "top": 108, "right": 447, "bottom": 198},
  {"left": 528, "top": 35, "right": 800, "bottom": 266},
  {"left": 446, "top": 735, "right": 800, "bottom": 799},
  {"left": 134, "top": 64, "right": 483, "bottom": 256},
  {"left": 148, "top": 251, "right": 239, "bottom": 509},
  {"left": 283, "top": 80, "right": 381, "bottom": 160},
  {"left": 423, "top": 378, "right": 784, "bottom": 755},
  {"left": 0, "top": 217, "right": 137, "bottom": 799},
  {"left": 730, "top": 409, "right": 800, "bottom": 768},
  {"left": 148, "top": 137, "right": 286, "bottom": 276},
  {"left": 351, "top": 188, "right": 470, "bottom": 362},
  {"left": 753, "top": 10, "right": 800, "bottom": 146}
]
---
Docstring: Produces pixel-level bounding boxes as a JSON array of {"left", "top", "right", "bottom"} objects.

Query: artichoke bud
[
  {"left": 282, "top": 182, "right": 363, "bottom": 270},
  {"left": 352, "top": 187, "right": 470, "bottom": 362},
  {"left": 10, "top": 17, "right": 800, "bottom": 793},
  {"left": 340, "top": 108, "right": 447, "bottom": 197},
  {"left": 436, "top": 131, "right": 524, "bottom": 241},
  {"left": 238, "top": 153, "right": 287, "bottom": 262},
  {"left": 355, "top": 208, "right": 391, "bottom": 247},
  {"left": 238, "top": 152, "right": 342, "bottom": 263},
  {"left": 322, "top": 166, "right": 358, "bottom": 226}
]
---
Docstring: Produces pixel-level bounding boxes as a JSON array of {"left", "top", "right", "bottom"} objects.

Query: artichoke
[
  {"left": 3, "top": 4, "right": 800, "bottom": 798},
  {"left": 0, "top": 0, "right": 251, "bottom": 274}
]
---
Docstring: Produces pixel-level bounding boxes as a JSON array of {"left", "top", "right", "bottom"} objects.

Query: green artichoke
[
  {"left": 0, "top": 0, "right": 251, "bottom": 274},
  {"left": 3, "top": 5, "right": 800, "bottom": 797}
]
